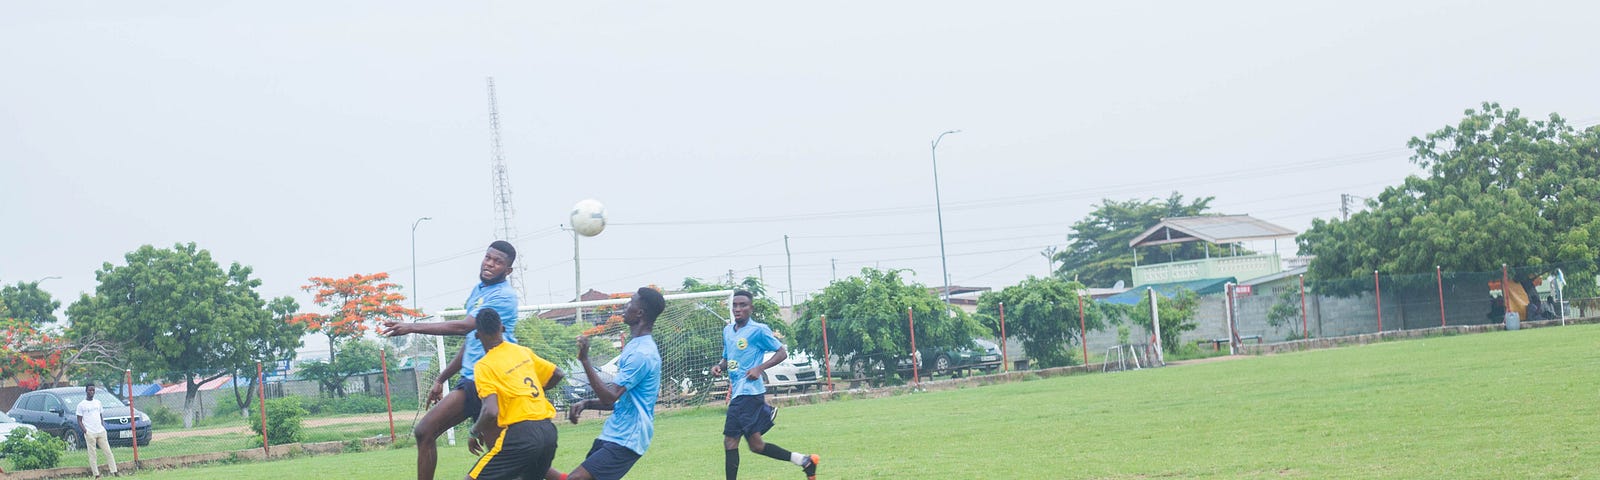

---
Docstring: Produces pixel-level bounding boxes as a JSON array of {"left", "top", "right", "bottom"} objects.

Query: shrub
[
  {"left": 0, "top": 429, "right": 68, "bottom": 470},
  {"left": 147, "top": 404, "right": 183, "bottom": 428},
  {"left": 249, "top": 397, "right": 307, "bottom": 446}
]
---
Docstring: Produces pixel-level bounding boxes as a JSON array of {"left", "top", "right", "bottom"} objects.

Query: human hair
[
  {"left": 489, "top": 240, "right": 517, "bottom": 263},
  {"left": 475, "top": 308, "right": 503, "bottom": 335},
  {"left": 636, "top": 287, "right": 666, "bottom": 322},
  {"left": 732, "top": 290, "right": 755, "bottom": 302},
  {"left": 84, "top": 381, "right": 96, "bottom": 388}
]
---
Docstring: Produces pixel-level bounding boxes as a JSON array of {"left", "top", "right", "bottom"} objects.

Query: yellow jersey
[{"left": 473, "top": 342, "right": 558, "bottom": 426}]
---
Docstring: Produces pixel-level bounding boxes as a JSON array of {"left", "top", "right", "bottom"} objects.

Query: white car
[
  {"left": 711, "top": 350, "right": 822, "bottom": 393},
  {"left": 0, "top": 411, "right": 36, "bottom": 444}
]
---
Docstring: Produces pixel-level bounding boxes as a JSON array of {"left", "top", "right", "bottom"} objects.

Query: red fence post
[
  {"left": 820, "top": 315, "right": 834, "bottom": 392},
  {"left": 381, "top": 349, "right": 396, "bottom": 444},
  {"left": 1437, "top": 266, "right": 1446, "bottom": 327},
  {"left": 125, "top": 369, "right": 138, "bottom": 464},
  {"left": 257, "top": 362, "right": 270, "bottom": 455},
  {"left": 907, "top": 308, "right": 919, "bottom": 386},
  {"left": 1374, "top": 271, "right": 1384, "bottom": 333},
  {"left": 998, "top": 302, "right": 1009, "bottom": 372},
  {"left": 1299, "top": 274, "right": 1308, "bottom": 339}
]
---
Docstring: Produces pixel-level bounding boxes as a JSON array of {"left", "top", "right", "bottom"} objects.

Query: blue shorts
[
  {"left": 722, "top": 395, "right": 775, "bottom": 438},
  {"left": 578, "top": 439, "right": 642, "bottom": 480},
  {"left": 455, "top": 377, "right": 482, "bottom": 422}
]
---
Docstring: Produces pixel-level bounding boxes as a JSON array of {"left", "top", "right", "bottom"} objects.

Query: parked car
[
  {"left": 709, "top": 350, "right": 822, "bottom": 394},
  {"left": 7, "top": 387, "right": 153, "bottom": 449},
  {"left": 0, "top": 411, "right": 36, "bottom": 444},
  {"left": 877, "top": 338, "right": 1005, "bottom": 378}
]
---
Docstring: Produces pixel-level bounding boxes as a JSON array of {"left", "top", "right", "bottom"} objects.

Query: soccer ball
[{"left": 570, "top": 199, "right": 607, "bottom": 237}]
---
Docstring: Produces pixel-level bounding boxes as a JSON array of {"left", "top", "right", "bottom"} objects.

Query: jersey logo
[
  {"left": 736, "top": 338, "right": 748, "bottom": 350},
  {"left": 727, "top": 360, "right": 740, "bottom": 374}
]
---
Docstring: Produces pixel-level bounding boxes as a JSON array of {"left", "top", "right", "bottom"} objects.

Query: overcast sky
[{"left": 5, "top": 1, "right": 1599, "bottom": 331}]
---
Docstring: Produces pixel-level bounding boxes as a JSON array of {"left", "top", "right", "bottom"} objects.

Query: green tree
[
  {"left": 1053, "top": 192, "right": 1227, "bottom": 288},
  {"left": 1129, "top": 287, "right": 1200, "bottom": 354},
  {"left": 65, "top": 243, "right": 305, "bottom": 427},
  {"left": 1, "top": 281, "right": 61, "bottom": 326},
  {"left": 789, "top": 268, "right": 983, "bottom": 384},
  {"left": 975, "top": 276, "right": 1108, "bottom": 368},
  {"left": 1299, "top": 102, "right": 1600, "bottom": 296},
  {"left": 295, "top": 338, "right": 397, "bottom": 397},
  {"left": 229, "top": 296, "right": 301, "bottom": 416},
  {"left": 681, "top": 276, "right": 787, "bottom": 337}
]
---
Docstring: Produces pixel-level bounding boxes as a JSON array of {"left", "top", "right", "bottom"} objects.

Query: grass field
[{"left": 81, "top": 324, "right": 1600, "bottom": 478}]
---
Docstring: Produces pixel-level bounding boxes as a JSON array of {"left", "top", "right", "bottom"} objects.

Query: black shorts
[
  {"left": 456, "top": 377, "right": 482, "bottom": 421},
  {"left": 468, "top": 419, "right": 558, "bottom": 480},
  {"left": 722, "top": 394, "right": 775, "bottom": 438},
  {"left": 578, "top": 439, "right": 642, "bottom": 480}
]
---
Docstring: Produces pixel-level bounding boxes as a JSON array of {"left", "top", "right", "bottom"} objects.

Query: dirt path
[{"left": 154, "top": 411, "right": 424, "bottom": 441}]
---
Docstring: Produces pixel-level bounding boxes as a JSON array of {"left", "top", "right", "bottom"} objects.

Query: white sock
[{"left": 791, "top": 452, "right": 808, "bottom": 466}]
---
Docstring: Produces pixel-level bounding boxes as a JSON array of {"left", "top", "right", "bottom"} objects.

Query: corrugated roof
[
  {"left": 1100, "top": 277, "right": 1236, "bottom": 305},
  {"left": 1129, "top": 215, "right": 1296, "bottom": 247}
]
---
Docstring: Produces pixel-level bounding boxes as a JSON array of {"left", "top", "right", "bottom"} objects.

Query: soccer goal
[{"left": 431, "top": 290, "right": 735, "bottom": 409}]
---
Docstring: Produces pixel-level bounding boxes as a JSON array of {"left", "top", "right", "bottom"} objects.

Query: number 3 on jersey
[{"left": 522, "top": 377, "right": 543, "bottom": 398}]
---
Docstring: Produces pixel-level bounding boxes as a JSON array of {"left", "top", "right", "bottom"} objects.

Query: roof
[
  {"left": 1100, "top": 277, "right": 1236, "bottom": 305},
  {"left": 1129, "top": 215, "right": 1297, "bottom": 248}
]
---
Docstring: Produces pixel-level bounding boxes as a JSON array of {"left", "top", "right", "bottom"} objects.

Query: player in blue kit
[
  {"left": 381, "top": 240, "right": 521, "bottom": 480},
  {"left": 547, "top": 287, "right": 665, "bottom": 480},
  {"left": 709, "top": 290, "right": 820, "bottom": 480}
]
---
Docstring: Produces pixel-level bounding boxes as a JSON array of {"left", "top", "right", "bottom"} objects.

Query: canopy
[{"left": 1129, "top": 215, "right": 1296, "bottom": 248}]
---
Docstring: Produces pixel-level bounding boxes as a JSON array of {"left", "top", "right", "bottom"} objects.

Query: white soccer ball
[{"left": 570, "top": 199, "right": 607, "bottom": 237}]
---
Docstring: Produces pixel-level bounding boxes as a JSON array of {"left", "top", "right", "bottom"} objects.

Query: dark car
[
  {"left": 7, "top": 387, "right": 153, "bottom": 449},
  {"left": 897, "top": 338, "right": 1004, "bottom": 376}
]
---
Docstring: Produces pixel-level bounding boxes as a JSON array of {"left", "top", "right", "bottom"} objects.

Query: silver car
[{"left": 0, "top": 411, "right": 37, "bottom": 444}]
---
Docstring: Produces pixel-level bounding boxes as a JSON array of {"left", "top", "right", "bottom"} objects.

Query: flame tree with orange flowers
[{"left": 289, "top": 273, "right": 420, "bottom": 396}]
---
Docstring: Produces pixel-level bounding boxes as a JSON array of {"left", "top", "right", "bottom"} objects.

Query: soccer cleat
[{"left": 802, "top": 454, "right": 820, "bottom": 479}]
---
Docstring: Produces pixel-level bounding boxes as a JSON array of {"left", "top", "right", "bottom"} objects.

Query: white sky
[{"left": 5, "top": 1, "right": 1599, "bottom": 333}]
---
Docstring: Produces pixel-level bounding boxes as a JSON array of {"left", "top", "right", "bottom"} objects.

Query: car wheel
[
  {"left": 933, "top": 355, "right": 952, "bottom": 373},
  {"left": 59, "top": 430, "right": 81, "bottom": 451}
]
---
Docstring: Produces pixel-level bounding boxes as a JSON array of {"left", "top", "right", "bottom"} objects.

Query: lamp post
[
  {"left": 411, "top": 217, "right": 432, "bottom": 311},
  {"left": 33, "top": 276, "right": 61, "bottom": 285},
  {"left": 410, "top": 216, "right": 450, "bottom": 445},
  {"left": 931, "top": 129, "right": 961, "bottom": 320}
]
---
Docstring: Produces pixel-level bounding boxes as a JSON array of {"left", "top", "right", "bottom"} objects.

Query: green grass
[{"left": 55, "top": 325, "right": 1600, "bottom": 478}]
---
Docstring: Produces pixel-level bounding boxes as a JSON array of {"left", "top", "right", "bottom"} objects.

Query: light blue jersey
[
  {"left": 599, "top": 335, "right": 661, "bottom": 455},
  {"left": 460, "top": 280, "right": 518, "bottom": 380},
  {"left": 722, "top": 321, "right": 783, "bottom": 397}
]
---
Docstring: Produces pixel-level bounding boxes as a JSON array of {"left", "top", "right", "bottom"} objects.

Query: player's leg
[{"left": 416, "top": 387, "right": 471, "bottom": 480}]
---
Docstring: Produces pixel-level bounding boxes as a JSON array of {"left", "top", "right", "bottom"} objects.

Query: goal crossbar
[{"left": 434, "top": 289, "right": 735, "bottom": 319}]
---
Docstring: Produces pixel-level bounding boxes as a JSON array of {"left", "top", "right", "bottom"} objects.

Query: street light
[
  {"left": 411, "top": 217, "right": 432, "bottom": 311},
  {"left": 33, "top": 276, "right": 61, "bottom": 284},
  {"left": 931, "top": 129, "right": 961, "bottom": 321}
]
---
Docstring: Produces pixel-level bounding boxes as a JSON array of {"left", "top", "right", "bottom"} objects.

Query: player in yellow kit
[{"left": 466, "top": 308, "right": 566, "bottom": 480}]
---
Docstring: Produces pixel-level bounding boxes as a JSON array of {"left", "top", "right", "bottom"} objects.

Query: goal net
[{"left": 429, "top": 290, "right": 734, "bottom": 409}]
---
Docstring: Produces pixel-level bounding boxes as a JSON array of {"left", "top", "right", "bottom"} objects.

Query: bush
[
  {"left": 249, "top": 397, "right": 307, "bottom": 446},
  {"left": 147, "top": 404, "right": 183, "bottom": 428},
  {"left": 0, "top": 429, "right": 68, "bottom": 470}
]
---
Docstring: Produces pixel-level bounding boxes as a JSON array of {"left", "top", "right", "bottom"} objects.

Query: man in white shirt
[{"left": 76, "top": 382, "right": 118, "bottom": 478}]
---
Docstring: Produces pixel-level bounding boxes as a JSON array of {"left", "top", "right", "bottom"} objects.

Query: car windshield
[{"left": 60, "top": 392, "right": 127, "bottom": 408}]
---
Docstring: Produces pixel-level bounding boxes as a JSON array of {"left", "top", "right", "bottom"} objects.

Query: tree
[
  {"left": 1053, "top": 192, "right": 1227, "bottom": 288},
  {"left": 0, "top": 319, "right": 63, "bottom": 390},
  {"left": 1, "top": 281, "right": 61, "bottom": 326},
  {"left": 65, "top": 243, "right": 304, "bottom": 428},
  {"left": 788, "top": 268, "right": 984, "bottom": 384},
  {"left": 295, "top": 338, "right": 397, "bottom": 397},
  {"left": 975, "top": 276, "right": 1108, "bottom": 368},
  {"left": 1299, "top": 103, "right": 1600, "bottom": 296},
  {"left": 230, "top": 296, "right": 301, "bottom": 416},
  {"left": 1128, "top": 287, "right": 1200, "bottom": 354},
  {"left": 681, "top": 276, "right": 788, "bottom": 337},
  {"left": 288, "top": 273, "right": 419, "bottom": 364}
]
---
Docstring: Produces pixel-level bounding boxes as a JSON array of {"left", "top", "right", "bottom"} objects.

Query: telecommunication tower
[{"left": 486, "top": 77, "right": 526, "bottom": 297}]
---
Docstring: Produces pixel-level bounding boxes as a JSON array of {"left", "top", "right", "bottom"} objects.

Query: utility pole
[
  {"left": 831, "top": 258, "right": 837, "bottom": 282},
  {"left": 784, "top": 235, "right": 794, "bottom": 307},
  {"left": 1340, "top": 194, "right": 1351, "bottom": 220}
]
